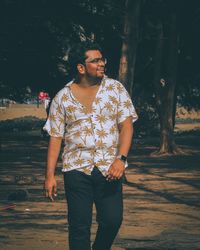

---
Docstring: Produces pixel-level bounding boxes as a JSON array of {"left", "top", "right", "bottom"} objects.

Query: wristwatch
[{"left": 116, "top": 155, "right": 127, "bottom": 163}]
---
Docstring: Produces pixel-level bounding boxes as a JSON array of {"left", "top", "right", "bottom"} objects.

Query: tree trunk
[
  {"left": 118, "top": 0, "right": 141, "bottom": 97},
  {"left": 152, "top": 10, "right": 183, "bottom": 156}
]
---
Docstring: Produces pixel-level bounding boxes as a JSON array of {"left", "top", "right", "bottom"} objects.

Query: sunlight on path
[{"left": 0, "top": 133, "right": 200, "bottom": 250}]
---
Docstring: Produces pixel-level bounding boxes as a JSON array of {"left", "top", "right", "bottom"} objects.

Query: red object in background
[{"left": 38, "top": 91, "right": 49, "bottom": 100}]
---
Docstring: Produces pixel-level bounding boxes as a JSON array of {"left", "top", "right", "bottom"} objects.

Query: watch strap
[{"left": 116, "top": 155, "right": 127, "bottom": 162}]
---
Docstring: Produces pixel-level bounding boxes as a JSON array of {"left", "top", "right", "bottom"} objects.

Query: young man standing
[{"left": 44, "top": 41, "right": 138, "bottom": 250}]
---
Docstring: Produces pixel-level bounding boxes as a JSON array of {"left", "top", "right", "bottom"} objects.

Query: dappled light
[{"left": 0, "top": 131, "right": 200, "bottom": 249}]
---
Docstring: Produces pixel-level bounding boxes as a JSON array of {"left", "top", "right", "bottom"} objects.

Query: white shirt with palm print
[{"left": 44, "top": 76, "right": 138, "bottom": 176}]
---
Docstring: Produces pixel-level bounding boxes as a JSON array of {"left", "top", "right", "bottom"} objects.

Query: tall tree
[
  {"left": 119, "top": 0, "right": 188, "bottom": 155},
  {"left": 152, "top": 8, "right": 182, "bottom": 155},
  {"left": 118, "top": 0, "right": 141, "bottom": 97}
]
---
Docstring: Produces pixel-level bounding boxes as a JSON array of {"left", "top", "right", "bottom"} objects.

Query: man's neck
[{"left": 75, "top": 76, "right": 102, "bottom": 88}]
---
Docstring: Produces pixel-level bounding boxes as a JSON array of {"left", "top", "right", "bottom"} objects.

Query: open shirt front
[{"left": 44, "top": 77, "right": 138, "bottom": 176}]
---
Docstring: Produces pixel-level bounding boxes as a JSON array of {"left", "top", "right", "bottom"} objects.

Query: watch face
[{"left": 121, "top": 155, "right": 127, "bottom": 161}]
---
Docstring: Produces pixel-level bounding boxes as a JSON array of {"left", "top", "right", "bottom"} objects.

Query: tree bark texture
[
  {"left": 118, "top": 0, "right": 141, "bottom": 97},
  {"left": 153, "top": 10, "right": 182, "bottom": 155}
]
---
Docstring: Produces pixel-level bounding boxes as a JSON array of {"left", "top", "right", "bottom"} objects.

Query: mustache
[{"left": 98, "top": 66, "right": 105, "bottom": 70}]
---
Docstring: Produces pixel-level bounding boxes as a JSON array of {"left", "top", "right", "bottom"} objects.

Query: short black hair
[{"left": 67, "top": 41, "right": 103, "bottom": 78}]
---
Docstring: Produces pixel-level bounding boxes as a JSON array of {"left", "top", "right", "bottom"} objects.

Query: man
[{"left": 44, "top": 41, "right": 138, "bottom": 250}]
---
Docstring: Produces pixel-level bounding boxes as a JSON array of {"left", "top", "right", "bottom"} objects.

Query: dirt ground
[
  {"left": 0, "top": 105, "right": 200, "bottom": 249},
  {"left": 0, "top": 130, "right": 200, "bottom": 250}
]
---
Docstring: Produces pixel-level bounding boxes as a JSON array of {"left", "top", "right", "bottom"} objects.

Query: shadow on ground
[{"left": 0, "top": 130, "right": 200, "bottom": 250}]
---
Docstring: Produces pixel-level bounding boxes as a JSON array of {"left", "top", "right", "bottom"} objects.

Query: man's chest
[
  {"left": 74, "top": 90, "right": 97, "bottom": 106},
  {"left": 64, "top": 82, "right": 119, "bottom": 120},
  {"left": 70, "top": 84, "right": 100, "bottom": 112}
]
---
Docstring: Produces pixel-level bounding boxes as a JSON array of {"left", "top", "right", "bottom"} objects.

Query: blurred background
[
  {"left": 0, "top": 0, "right": 200, "bottom": 153},
  {"left": 0, "top": 2, "right": 200, "bottom": 250}
]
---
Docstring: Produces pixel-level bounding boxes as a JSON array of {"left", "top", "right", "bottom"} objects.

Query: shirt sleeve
[
  {"left": 117, "top": 82, "right": 138, "bottom": 124},
  {"left": 43, "top": 93, "right": 65, "bottom": 137}
]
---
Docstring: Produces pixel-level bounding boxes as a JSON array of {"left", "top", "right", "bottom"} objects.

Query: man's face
[{"left": 82, "top": 50, "right": 106, "bottom": 80}]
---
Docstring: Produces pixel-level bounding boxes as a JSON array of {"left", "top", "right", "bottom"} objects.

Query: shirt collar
[{"left": 65, "top": 75, "right": 107, "bottom": 88}]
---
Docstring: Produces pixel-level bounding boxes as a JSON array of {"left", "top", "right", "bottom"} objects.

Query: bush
[
  {"left": 134, "top": 105, "right": 159, "bottom": 137},
  {"left": 0, "top": 116, "right": 45, "bottom": 132}
]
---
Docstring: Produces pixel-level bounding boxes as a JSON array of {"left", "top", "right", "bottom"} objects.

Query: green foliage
[
  {"left": 134, "top": 103, "right": 159, "bottom": 137},
  {"left": 0, "top": 0, "right": 124, "bottom": 99},
  {"left": 0, "top": 0, "right": 200, "bottom": 137}
]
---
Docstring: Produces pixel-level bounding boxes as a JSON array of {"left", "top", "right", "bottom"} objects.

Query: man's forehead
[{"left": 85, "top": 50, "right": 102, "bottom": 58}]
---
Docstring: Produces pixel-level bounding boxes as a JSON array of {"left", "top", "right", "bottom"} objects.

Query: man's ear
[{"left": 77, "top": 63, "right": 85, "bottom": 74}]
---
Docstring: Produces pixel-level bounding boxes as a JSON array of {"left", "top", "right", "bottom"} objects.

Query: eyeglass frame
[{"left": 84, "top": 57, "right": 107, "bottom": 65}]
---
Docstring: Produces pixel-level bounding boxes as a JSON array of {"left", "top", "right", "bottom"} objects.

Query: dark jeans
[{"left": 63, "top": 167, "right": 123, "bottom": 250}]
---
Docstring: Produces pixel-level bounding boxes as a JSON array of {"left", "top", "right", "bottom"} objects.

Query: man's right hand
[{"left": 44, "top": 176, "right": 57, "bottom": 202}]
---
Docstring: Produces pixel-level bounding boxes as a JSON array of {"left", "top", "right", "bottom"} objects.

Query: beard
[{"left": 86, "top": 72, "right": 104, "bottom": 85}]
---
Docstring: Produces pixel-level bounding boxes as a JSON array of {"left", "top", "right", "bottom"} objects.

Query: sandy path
[{"left": 0, "top": 104, "right": 46, "bottom": 121}]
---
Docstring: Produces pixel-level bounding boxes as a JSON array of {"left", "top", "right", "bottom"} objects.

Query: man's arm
[
  {"left": 44, "top": 136, "right": 62, "bottom": 201},
  {"left": 107, "top": 116, "right": 133, "bottom": 180}
]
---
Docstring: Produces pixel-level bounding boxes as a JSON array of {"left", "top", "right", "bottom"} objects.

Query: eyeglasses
[{"left": 85, "top": 57, "right": 107, "bottom": 65}]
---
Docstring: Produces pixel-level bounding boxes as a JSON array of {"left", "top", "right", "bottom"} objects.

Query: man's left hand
[{"left": 107, "top": 159, "right": 125, "bottom": 181}]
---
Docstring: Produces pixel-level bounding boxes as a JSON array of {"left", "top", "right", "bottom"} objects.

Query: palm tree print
[{"left": 44, "top": 77, "right": 137, "bottom": 175}]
